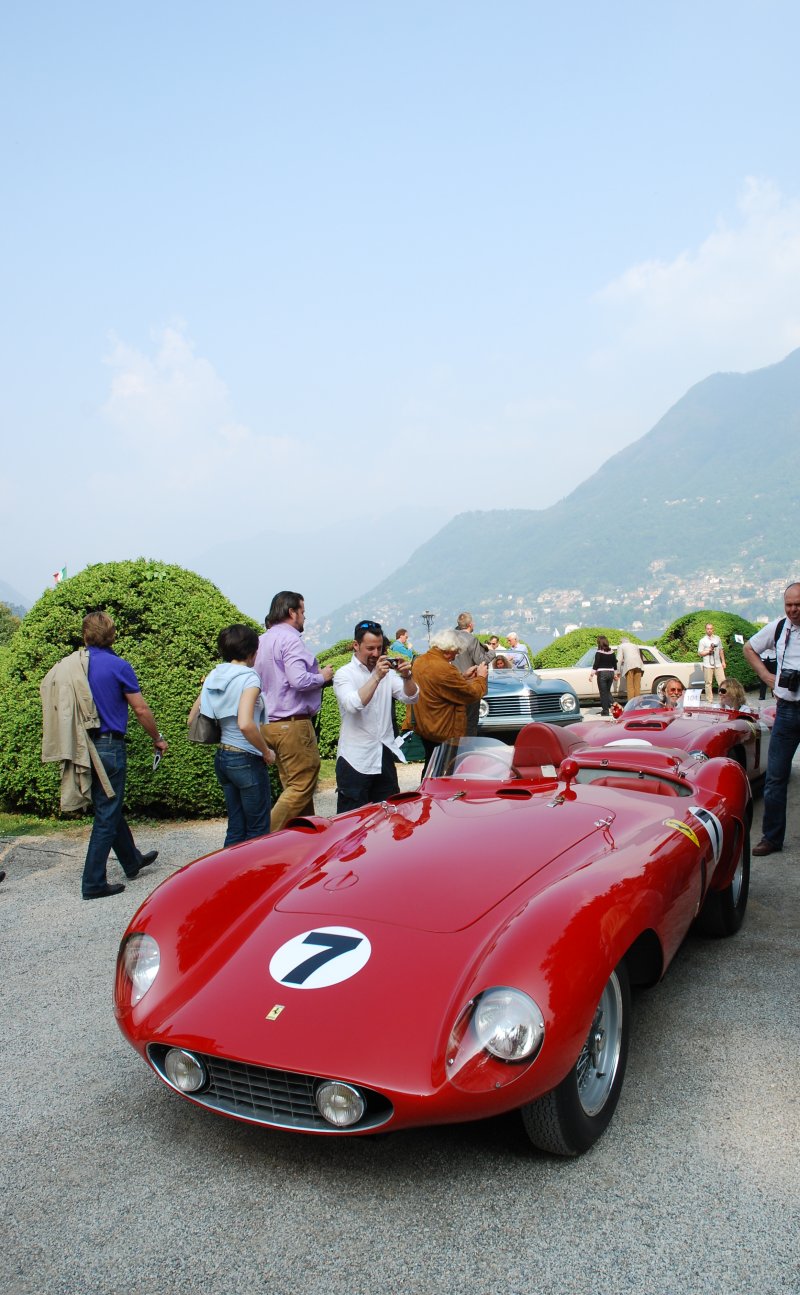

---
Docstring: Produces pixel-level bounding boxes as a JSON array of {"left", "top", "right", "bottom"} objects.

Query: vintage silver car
[{"left": 478, "top": 651, "right": 581, "bottom": 735}]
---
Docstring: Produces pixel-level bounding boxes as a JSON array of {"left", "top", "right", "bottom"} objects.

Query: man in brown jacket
[{"left": 412, "top": 629, "right": 488, "bottom": 766}]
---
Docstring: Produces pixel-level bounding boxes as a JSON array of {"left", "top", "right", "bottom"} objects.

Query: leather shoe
[
  {"left": 127, "top": 850, "right": 159, "bottom": 879},
  {"left": 752, "top": 838, "right": 782, "bottom": 857},
  {"left": 83, "top": 883, "right": 126, "bottom": 899}
]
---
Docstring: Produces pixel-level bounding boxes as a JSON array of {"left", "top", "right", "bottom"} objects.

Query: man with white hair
[
  {"left": 411, "top": 629, "right": 489, "bottom": 765},
  {"left": 506, "top": 631, "right": 530, "bottom": 665}
]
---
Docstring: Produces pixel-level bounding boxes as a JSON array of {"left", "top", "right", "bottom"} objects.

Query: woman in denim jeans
[{"left": 192, "top": 625, "right": 275, "bottom": 846}]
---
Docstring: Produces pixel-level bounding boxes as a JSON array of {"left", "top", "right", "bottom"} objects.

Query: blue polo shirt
[{"left": 87, "top": 647, "right": 140, "bottom": 733}]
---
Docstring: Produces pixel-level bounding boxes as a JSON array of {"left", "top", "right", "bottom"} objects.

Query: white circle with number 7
[{"left": 269, "top": 926, "right": 372, "bottom": 989}]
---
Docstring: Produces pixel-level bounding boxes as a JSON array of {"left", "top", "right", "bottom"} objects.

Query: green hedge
[
  {"left": 655, "top": 611, "right": 760, "bottom": 688},
  {"left": 533, "top": 628, "right": 648, "bottom": 670},
  {"left": 0, "top": 559, "right": 258, "bottom": 817}
]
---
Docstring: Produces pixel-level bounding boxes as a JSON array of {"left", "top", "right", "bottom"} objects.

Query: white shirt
[
  {"left": 334, "top": 656, "right": 420, "bottom": 774},
  {"left": 749, "top": 619, "right": 800, "bottom": 701},
  {"left": 698, "top": 634, "right": 724, "bottom": 669}
]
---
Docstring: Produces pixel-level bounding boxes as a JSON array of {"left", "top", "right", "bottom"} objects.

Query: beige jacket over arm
[{"left": 40, "top": 649, "right": 115, "bottom": 811}]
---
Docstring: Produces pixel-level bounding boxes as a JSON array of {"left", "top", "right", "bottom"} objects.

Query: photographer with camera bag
[{"left": 745, "top": 582, "right": 800, "bottom": 855}]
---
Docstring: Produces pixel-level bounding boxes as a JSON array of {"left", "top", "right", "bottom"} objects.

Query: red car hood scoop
[{"left": 275, "top": 795, "right": 604, "bottom": 933}]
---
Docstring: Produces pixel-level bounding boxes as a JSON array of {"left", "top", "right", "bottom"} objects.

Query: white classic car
[{"left": 536, "top": 645, "right": 705, "bottom": 705}]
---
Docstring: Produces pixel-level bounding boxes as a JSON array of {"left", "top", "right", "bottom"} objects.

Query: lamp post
[{"left": 420, "top": 610, "right": 435, "bottom": 645}]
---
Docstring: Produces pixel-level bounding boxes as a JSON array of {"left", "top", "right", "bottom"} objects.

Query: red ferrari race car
[
  {"left": 115, "top": 723, "right": 751, "bottom": 1157},
  {"left": 568, "top": 694, "right": 773, "bottom": 792}
]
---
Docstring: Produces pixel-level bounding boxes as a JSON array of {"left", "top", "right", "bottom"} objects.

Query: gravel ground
[{"left": 1, "top": 751, "right": 798, "bottom": 1295}]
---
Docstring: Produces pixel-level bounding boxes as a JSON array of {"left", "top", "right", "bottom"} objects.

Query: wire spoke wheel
[{"left": 575, "top": 972, "right": 624, "bottom": 1117}]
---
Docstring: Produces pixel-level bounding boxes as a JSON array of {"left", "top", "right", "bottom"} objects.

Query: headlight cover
[
  {"left": 559, "top": 693, "right": 578, "bottom": 713},
  {"left": 121, "top": 933, "right": 160, "bottom": 1006},
  {"left": 473, "top": 987, "right": 545, "bottom": 1061},
  {"left": 479, "top": 699, "right": 489, "bottom": 719}
]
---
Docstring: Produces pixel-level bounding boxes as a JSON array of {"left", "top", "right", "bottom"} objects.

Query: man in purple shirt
[{"left": 255, "top": 591, "right": 333, "bottom": 831}]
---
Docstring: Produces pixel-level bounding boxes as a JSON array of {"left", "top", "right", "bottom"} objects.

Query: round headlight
[
  {"left": 473, "top": 988, "right": 545, "bottom": 1061},
  {"left": 315, "top": 1081, "right": 366, "bottom": 1128},
  {"left": 479, "top": 699, "right": 489, "bottom": 719},
  {"left": 164, "top": 1048, "right": 207, "bottom": 1093},
  {"left": 121, "top": 933, "right": 160, "bottom": 1005},
  {"left": 560, "top": 693, "right": 578, "bottom": 713}
]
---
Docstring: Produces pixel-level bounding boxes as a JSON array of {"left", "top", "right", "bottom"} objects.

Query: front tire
[
  {"left": 695, "top": 824, "right": 750, "bottom": 937},
  {"left": 520, "top": 961, "right": 631, "bottom": 1156}
]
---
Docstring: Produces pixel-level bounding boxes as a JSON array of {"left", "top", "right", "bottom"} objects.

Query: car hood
[
  {"left": 273, "top": 794, "right": 604, "bottom": 933},
  {"left": 488, "top": 670, "right": 571, "bottom": 695}
]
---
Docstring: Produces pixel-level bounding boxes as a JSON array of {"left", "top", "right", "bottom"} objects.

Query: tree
[
  {"left": 0, "top": 559, "right": 258, "bottom": 817},
  {"left": 0, "top": 601, "right": 21, "bottom": 647}
]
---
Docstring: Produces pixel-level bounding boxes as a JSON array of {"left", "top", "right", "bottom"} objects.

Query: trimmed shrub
[
  {"left": 655, "top": 611, "right": 761, "bottom": 688},
  {"left": 533, "top": 628, "right": 647, "bottom": 670},
  {"left": 0, "top": 559, "right": 259, "bottom": 817}
]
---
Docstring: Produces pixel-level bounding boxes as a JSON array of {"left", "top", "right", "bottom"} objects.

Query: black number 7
[{"left": 281, "top": 932, "right": 363, "bottom": 985}]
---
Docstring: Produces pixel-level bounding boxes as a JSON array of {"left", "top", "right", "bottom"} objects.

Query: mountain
[
  {"left": 0, "top": 579, "right": 30, "bottom": 615},
  {"left": 308, "top": 349, "right": 800, "bottom": 645}
]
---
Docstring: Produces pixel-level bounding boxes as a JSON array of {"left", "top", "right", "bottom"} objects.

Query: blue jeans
[
  {"left": 761, "top": 700, "right": 800, "bottom": 848},
  {"left": 214, "top": 748, "right": 271, "bottom": 846},
  {"left": 82, "top": 737, "right": 145, "bottom": 895},
  {"left": 336, "top": 746, "right": 399, "bottom": 814}
]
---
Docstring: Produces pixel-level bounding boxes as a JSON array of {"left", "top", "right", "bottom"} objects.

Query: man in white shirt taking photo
[{"left": 334, "top": 619, "right": 420, "bottom": 814}]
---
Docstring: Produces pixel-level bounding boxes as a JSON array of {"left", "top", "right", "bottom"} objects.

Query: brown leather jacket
[{"left": 410, "top": 647, "right": 487, "bottom": 743}]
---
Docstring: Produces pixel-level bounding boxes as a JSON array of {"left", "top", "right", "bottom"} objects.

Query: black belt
[
  {"left": 267, "top": 714, "right": 311, "bottom": 723},
  {"left": 90, "top": 730, "right": 126, "bottom": 740}
]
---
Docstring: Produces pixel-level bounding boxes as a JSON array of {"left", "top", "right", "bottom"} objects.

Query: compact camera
[
  {"left": 778, "top": 668, "right": 800, "bottom": 691},
  {"left": 386, "top": 658, "right": 404, "bottom": 670}
]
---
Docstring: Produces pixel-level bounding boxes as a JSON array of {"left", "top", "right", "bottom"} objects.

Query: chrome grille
[
  {"left": 147, "top": 1045, "right": 392, "bottom": 1132},
  {"left": 487, "top": 693, "right": 558, "bottom": 718}
]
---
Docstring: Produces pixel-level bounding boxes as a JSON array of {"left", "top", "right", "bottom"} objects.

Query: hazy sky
[{"left": 3, "top": 2, "right": 800, "bottom": 609}]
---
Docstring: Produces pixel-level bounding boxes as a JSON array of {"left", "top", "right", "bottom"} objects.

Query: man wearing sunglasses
[
  {"left": 333, "top": 620, "right": 419, "bottom": 813},
  {"left": 662, "top": 679, "right": 685, "bottom": 708},
  {"left": 256, "top": 591, "right": 334, "bottom": 832},
  {"left": 744, "top": 581, "right": 800, "bottom": 856}
]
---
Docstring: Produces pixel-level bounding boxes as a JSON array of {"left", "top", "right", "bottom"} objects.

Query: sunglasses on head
[
  {"left": 356, "top": 620, "right": 382, "bottom": 634},
  {"left": 719, "top": 688, "right": 728, "bottom": 694}
]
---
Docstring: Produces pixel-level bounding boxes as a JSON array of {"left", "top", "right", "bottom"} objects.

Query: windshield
[
  {"left": 622, "top": 694, "right": 667, "bottom": 713},
  {"left": 491, "top": 651, "right": 531, "bottom": 671},
  {"left": 424, "top": 736, "right": 518, "bottom": 781}
]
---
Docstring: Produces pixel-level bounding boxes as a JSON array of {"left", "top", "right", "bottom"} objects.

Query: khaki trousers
[
  {"left": 625, "top": 668, "right": 643, "bottom": 699},
  {"left": 261, "top": 717, "right": 321, "bottom": 832},
  {"left": 703, "top": 665, "right": 726, "bottom": 703}
]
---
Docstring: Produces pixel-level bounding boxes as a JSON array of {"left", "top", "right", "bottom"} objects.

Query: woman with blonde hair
[{"left": 717, "top": 678, "right": 747, "bottom": 710}]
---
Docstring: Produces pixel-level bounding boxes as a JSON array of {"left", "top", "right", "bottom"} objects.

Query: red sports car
[
  {"left": 568, "top": 696, "right": 772, "bottom": 791},
  {"left": 115, "top": 723, "right": 751, "bottom": 1156}
]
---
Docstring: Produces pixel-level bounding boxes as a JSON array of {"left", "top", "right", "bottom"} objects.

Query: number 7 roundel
[{"left": 269, "top": 927, "right": 372, "bottom": 989}]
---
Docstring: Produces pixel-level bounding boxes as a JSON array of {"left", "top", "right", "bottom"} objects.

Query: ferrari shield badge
[{"left": 663, "top": 819, "right": 700, "bottom": 848}]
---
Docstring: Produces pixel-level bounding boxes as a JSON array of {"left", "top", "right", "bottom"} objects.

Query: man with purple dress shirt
[{"left": 255, "top": 591, "right": 334, "bottom": 832}]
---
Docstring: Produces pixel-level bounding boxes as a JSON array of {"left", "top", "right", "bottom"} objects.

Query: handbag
[{"left": 187, "top": 705, "right": 221, "bottom": 745}]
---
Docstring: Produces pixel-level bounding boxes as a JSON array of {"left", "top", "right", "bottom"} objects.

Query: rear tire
[
  {"left": 696, "top": 824, "right": 750, "bottom": 937},
  {"left": 520, "top": 962, "right": 631, "bottom": 1156}
]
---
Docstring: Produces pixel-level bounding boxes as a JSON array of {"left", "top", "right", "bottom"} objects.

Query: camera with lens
[
  {"left": 386, "top": 658, "right": 404, "bottom": 670},
  {"left": 778, "top": 667, "right": 800, "bottom": 691}
]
